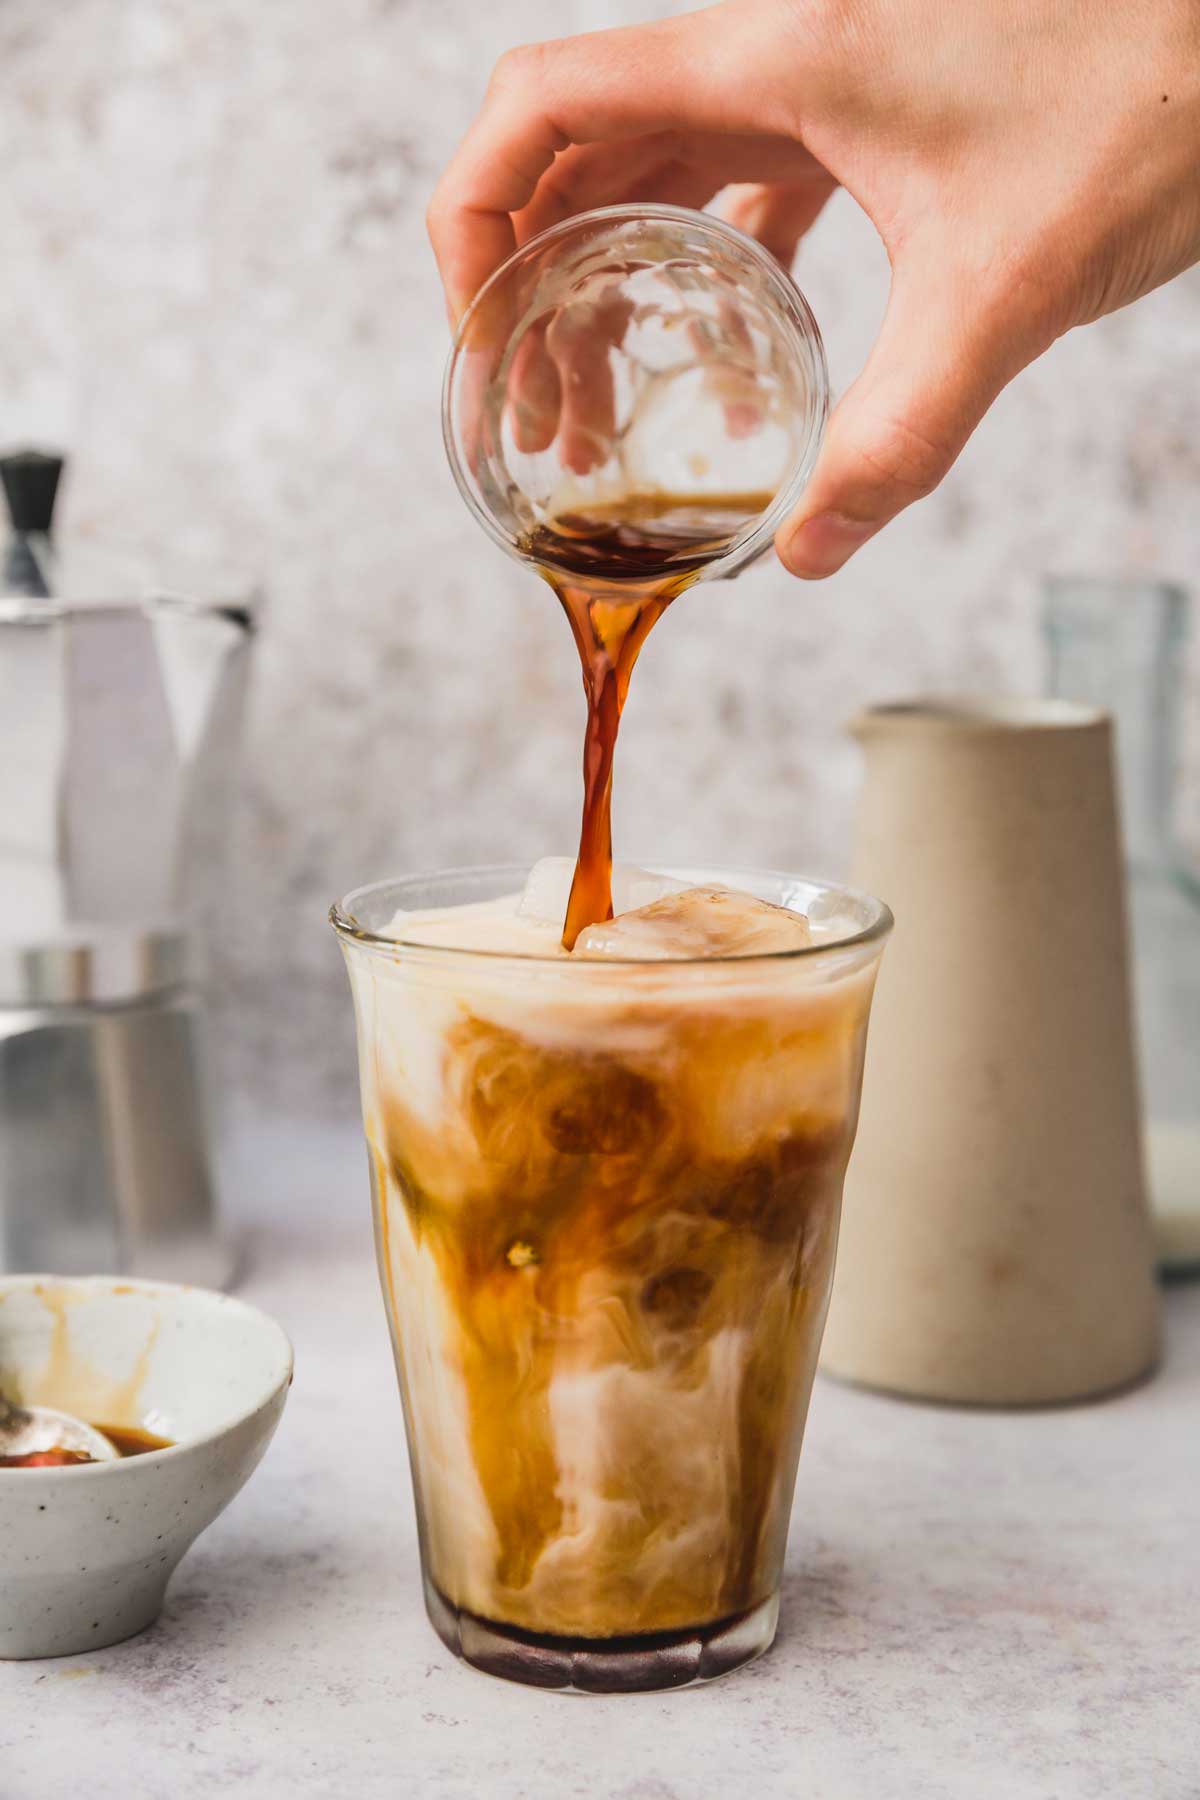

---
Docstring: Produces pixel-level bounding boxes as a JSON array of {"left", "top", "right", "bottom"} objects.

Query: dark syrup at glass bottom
[
  {"left": 427, "top": 1577, "right": 777, "bottom": 1692},
  {"left": 522, "top": 492, "right": 774, "bottom": 949}
]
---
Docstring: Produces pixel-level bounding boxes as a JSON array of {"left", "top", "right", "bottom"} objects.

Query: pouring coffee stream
[
  {"left": 443, "top": 207, "right": 831, "bottom": 948},
  {"left": 526, "top": 491, "right": 777, "bottom": 948}
]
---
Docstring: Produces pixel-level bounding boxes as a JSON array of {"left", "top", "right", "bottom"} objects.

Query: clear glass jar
[
  {"left": 1045, "top": 577, "right": 1200, "bottom": 1271},
  {"left": 442, "top": 204, "right": 828, "bottom": 584}
]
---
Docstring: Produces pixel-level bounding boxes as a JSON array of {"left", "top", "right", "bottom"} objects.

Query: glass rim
[
  {"left": 441, "top": 202, "right": 830, "bottom": 582},
  {"left": 1043, "top": 575, "right": 1189, "bottom": 649},
  {"left": 329, "top": 862, "right": 892, "bottom": 969},
  {"left": 1042, "top": 573, "right": 1190, "bottom": 603}
]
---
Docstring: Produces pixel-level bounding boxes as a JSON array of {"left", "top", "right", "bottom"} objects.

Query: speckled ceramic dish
[{"left": 0, "top": 1276, "right": 293, "bottom": 1659}]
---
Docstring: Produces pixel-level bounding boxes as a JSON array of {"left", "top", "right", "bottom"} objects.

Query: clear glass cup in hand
[{"left": 442, "top": 204, "right": 829, "bottom": 584}]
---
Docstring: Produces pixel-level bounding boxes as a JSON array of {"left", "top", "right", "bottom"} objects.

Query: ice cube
[
  {"left": 613, "top": 865, "right": 692, "bottom": 915},
  {"left": 573, "top": 886, "right": 812, "bottom": 960},
  {"left": 516, "top": 858, "right": 576, "bottom": 927},
  {"left": 517, "top": 858, "right": 688, "bottom": 929}
]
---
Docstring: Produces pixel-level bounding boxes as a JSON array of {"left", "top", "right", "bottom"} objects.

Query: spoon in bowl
[{"left": 0, "top": 1388, "right": 118, "bottom": 1466}]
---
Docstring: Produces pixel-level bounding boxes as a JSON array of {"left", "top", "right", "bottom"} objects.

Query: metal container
[{"left": 0, "top": 451, "right": 255, "bottom": 1283}]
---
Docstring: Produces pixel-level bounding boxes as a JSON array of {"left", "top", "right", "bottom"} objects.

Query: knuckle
[
  {"left": 488, "top": 41, "right": 547, "bottom": 95},
  {"left": 789, "top": 0, "right": 873, "bottom": 62},
  {"left": 425, "top": 185, "right": 450, "bottom": 235},
  {"left": 855, "top": 414, "right": 952, "bottom": 503},
  {"left": 805, "top": 0, "right": 867, "bottom": 37},
  {"left": 979, "top": 243, "right": 1073, "bottom": 348}
]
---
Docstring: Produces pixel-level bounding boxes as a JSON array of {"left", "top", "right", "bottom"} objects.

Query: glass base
[{"left": 424, "top": 1577, "right": 778, "bottom": 1693}]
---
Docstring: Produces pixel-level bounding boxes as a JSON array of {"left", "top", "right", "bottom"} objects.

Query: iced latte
[{"left": 333, "top": 861, "right": 889, "bottom": 1690}]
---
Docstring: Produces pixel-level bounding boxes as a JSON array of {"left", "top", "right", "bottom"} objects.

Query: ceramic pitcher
[{"left": 822, "top": 700, "right": 1161, "bottom": 1405}]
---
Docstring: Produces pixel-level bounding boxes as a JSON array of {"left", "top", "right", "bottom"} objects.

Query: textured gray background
[{"left": 3, "top": 0, "right": 1198, "bottom": 1121}]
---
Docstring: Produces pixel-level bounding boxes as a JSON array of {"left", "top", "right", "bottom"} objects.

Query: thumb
[{"left": 777, "top": 271, "right": 1032, "bottom": 578}]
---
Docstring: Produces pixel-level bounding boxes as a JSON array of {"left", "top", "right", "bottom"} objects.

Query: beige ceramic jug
[{"left": 823, "top": 700, "right": 1161, "bottom": 1405}]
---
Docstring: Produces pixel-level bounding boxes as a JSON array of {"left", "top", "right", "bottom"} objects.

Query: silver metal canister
[{"left": 0, "top": 451, "right": 255, "bottom": 1284}]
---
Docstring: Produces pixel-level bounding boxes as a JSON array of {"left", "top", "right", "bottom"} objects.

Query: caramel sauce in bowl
[{"left": 0, "top": 1276, "right": 293, "bottom": 1659}]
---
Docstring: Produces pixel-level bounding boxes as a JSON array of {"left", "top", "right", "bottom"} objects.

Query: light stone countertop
[{"left": 3, "top": 1117, "right": 1197, "bottom": 1800}]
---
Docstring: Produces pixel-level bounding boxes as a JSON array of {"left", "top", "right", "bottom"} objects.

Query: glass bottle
[{"left": 1045, "top": 577, "right": 1200, "bottom": 1272}]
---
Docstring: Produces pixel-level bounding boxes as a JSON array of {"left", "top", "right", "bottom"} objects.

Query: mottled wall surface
[{"left": 3, "top": 0, "right": 1198, "bottom": 1119}]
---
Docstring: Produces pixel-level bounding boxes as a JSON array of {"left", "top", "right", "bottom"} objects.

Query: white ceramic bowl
[{"left": 0, "top": 1276, "right": 293, "bottom": 1660}]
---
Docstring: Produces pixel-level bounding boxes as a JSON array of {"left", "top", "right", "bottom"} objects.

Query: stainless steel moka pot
[{"left": 0, "top": 451, "right": 255, "bottom": 1285}]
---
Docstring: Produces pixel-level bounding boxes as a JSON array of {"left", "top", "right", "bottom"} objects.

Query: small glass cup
[
  {"left": 442, "top": 204, "right": 829, "bottom": 584},
  {"left": 331, "top": 864, "right": 890, "bottom": 1692}
]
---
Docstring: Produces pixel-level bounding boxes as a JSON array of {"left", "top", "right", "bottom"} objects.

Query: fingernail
[{"left": 780, "top": 512, "right": 880, "bottom": 578}]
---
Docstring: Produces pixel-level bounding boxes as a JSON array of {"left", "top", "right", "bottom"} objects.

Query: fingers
[
  {"left": 427, "top": 9, "right": 779, "bottom": 319},
  {"left": 776, "top": 267, "right": 1035, "bottom": 578},
  {"left": 721, "top": 177, "right": 838, "bottom": 266},
  {"left": 689, "top": 300, "right": 766, "bottom": 439},
  {"left": 508, "top": 321, "right": 561, "bottom": 454},
  {"left": 511, "top": 135, "right": 715, "bottom": 246},
  {"left": 544, "top": 290, "right": 633, "bottom": 474},
  {"left": 511, "top": 133, "right": 823, "bottom": 251}
]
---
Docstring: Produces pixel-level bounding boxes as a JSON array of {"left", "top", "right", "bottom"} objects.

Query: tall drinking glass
[
  {"left": 331, "top": 865, "right": 890, "bottom": 1692},
  {"left": 1045, "top": 577, "right": 1200, "bottom": 1269}
]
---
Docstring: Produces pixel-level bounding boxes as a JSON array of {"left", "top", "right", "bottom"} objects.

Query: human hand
[{"left": 428, "top": 0, "right": 1200, "bottom": 575}]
